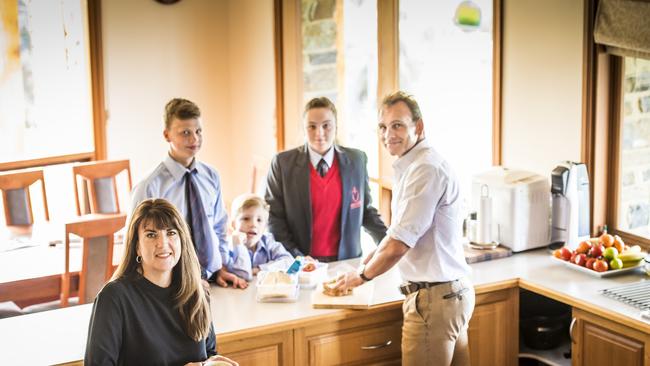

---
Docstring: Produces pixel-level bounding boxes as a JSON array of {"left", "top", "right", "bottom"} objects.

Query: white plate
[{"left": 551, "top": 256, "right": 644, "bottom": 278}]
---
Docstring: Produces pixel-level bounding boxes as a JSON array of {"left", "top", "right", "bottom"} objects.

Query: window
[
  {"left": 399, "top": 0, "right": 494, "bottom": 206},
  {"left": 299, "top": 0, "right": 379, "bottom": 176},
  {"left": 280, "top": 0, "right": 500, "bottom": 223},
  {"left": 0, "top": 0, "right": 95, "bottom": 165},
  {"left": 617, "top": 57, "right": 650, "bottom": 240}
]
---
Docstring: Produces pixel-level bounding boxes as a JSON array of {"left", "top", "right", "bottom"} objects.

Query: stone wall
[
  {"left": 621, "top": 58, "right": 650, "bottom": 236},
  {"left": 301, "top": 0, "right": 338, "bottom": 104}
]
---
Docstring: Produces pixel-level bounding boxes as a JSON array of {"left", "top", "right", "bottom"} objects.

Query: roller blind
[{"left": 594, "top": 0, "right": 650, "bottom": 59}]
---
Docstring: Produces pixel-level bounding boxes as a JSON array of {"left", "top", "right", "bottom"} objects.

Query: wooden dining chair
[
  {"left": 60, "top": 213, "right": 126, "bottom": 307},
  {"left": 73, "top": 159, "right": 132, "bottom": 215},
  {"left": 0, "top": 168, "right": 49, "bottom": 226}
]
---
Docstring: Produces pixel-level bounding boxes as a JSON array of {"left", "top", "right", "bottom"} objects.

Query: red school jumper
[{"left": 309, "top": 156, "right": 342, "bottom": 258}]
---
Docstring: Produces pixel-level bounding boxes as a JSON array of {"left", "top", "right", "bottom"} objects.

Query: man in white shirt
[{"left": 334, "top": 91, "right": 474, "bottom": 365}]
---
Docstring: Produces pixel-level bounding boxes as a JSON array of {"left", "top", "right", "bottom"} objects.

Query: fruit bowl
[{"left": 551, "top": 256, "right": 644, "bottom": 278}]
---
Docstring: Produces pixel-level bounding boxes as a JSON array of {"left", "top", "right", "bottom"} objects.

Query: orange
[
  {"left": 576, "top": 240, "right": 591, "bottom": 254},
  {"left": 613, "top": 235, "right": 624, "bottom": 253},
  {"left": 600, "top": 233, "right": 614, "bottom": 248}
]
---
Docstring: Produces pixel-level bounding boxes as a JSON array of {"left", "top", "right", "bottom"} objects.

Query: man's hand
[
  {"left": 216, "top": 268, "right": 248, "bottom": 289},
  {"left": 332, "top": 271, "right": 364, "bottom": 292}
]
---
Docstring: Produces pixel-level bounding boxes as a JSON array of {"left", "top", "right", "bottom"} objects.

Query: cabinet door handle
[
  {"left": 569, "top": 317, "right": 577, "bottom": 344},
  {"left": 361, "top": 340, "right": 392, "bottom": 350}
]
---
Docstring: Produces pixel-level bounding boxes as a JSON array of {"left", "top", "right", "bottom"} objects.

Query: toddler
[{"left": 229, "top": 194, "right": 293, "bottom": 281}]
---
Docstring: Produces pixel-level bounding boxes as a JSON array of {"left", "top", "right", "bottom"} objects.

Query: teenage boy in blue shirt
[{"left": 131, "top": 98, "right": 247, "bottom": 289}]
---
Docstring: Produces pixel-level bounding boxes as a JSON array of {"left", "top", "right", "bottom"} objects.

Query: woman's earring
[{"left": 136, "top": 255, "right": 142, "bottom": 263}]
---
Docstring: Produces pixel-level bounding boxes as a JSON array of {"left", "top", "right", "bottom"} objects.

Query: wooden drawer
[
  {"left": 219, "top": 330, "right": 294, "bottom": 366},
  {"left": 305, "top": 321, "right": 401, "bottom": 365},
  {"left": 296, "top": 307, "right": 403, "bottom": 366}
]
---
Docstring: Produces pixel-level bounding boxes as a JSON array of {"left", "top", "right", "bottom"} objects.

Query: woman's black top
[{"left": 84, "top": 275, "right": 216, "bottom": 366}]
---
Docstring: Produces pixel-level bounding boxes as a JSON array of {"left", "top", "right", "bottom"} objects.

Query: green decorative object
[{"left": 454, "top": 1, "right": 481, "bottom": 31}]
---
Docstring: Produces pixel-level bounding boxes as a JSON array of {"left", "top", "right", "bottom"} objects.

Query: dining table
[{"left": 0, "top": 220, "right": 124, "bottom": 308}]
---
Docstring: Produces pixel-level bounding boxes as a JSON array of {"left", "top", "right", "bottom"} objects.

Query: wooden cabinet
[
  {"left": 217, "top": 287, "right": 520, "bottom": 366},
  {"left": 468, "top": 287, "right": 519, "bottom": 366},
  {"left": 218, "top": 330, "right": 294, "bottom": 366},
  {"left": 572, "top": 308, "right": 650, "bottom": 366},
  {"left": 294, "top": 306, "right": 403, "bottom": 366}
]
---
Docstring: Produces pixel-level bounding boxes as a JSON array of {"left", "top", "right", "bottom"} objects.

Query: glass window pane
[
  {"left": 301, "top": 0, "right": 379, "bottom": 178},
  {"left": 0, "top": 0, "right": 94, "bottom": 163},
  {"left": 618, "top": 57, "right": 650, "bottom": 239},
  {"left": 399, "top": 0, "right": 493, "bottom": 204}
]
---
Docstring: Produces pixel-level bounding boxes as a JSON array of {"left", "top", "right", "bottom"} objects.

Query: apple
[
  {"left": 593, "top": 259, "right": 609, "bottom": 272},
  {"left": 603, "top": 247, "right": 619, "bottom": 261},
  {"left": 588, "top": 244, "right": 604, "bottom": 258},
  {"left": 586, "top": 258, "right": 597, "bottom": 270},
  {"left": 570, "top": 252, "right": 577, "bottom": 264},
  {"left": 610, "top": 258, "right": 623, "bottom": 270},
  {"left": 573, "top": 253, "right": 587, "bottom": 267},
  {"left": 560, "top": 247, "right": 572, "bottom": 261}
]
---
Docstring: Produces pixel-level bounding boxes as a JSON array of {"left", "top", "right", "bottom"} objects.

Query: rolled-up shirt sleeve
[{"left": 387, "top": 164, "right": 446, "bottom": 247}]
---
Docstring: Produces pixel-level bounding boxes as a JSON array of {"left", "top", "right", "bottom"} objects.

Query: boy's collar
[{"left": 164, "top": 154, "right": 203, "bottom": 181}]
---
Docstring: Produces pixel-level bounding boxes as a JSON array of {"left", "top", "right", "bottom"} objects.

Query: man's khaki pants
[{"left": 401, "top": 277, "right": 475, "bottom": 366}]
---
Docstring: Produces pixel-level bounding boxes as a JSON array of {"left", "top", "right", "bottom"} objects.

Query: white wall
[
  {"left": 102, "top": 0, "right": 276, "bottom": 206},
  {"left": 226, "top": 0, "right": 277, "bottom": 201},
  {"left": 101, "top": 0, "right": 585, "bottom": 204},
  {"left": 501, "top": 0, "right": 584, "bottom": 176}
]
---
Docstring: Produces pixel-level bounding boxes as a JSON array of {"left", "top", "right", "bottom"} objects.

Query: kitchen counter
[
  {"left": 213, "top": 248, "right": 650, "bottom": 339},
  {"left": 2, "top": 248, "right": 649, "bottom": 365},
  {"left": 471, "top": 248, "right": 650, "bottom": 334}
]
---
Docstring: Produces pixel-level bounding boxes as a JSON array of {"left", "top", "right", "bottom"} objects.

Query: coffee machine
[{"left": 550, "top": 162, "right": 590, "bottom": 250}]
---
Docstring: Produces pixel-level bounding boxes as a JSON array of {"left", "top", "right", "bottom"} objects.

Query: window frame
[
  {"left": 585, "top": 0, "right": 650, "bottom": 248},
  {"left": 276, "top": 0, "right": 504, "bottom": 222},
  {"left": 605, "top": 57, "right": 650, "bottom": 248},
  {"left": 0, "top": 0, "right": 107, "bottom": 172}
]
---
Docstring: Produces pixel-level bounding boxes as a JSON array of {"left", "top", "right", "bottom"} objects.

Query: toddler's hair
[{"left": 231, "top": 193, "right": 270, "bottom": 219}]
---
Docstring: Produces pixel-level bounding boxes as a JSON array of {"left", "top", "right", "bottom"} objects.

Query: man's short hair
[
  {"left": 303, "top": 97, "right": 338, "bottom": 122},
  {"left": 230, "top": 194, "right": 270, "bottom": 220},
  {"left": 164, "top": 98, "right": 201, "bottom": 130},
  {"left": 380, "top": 91, "right": 422, "bottom": 122}
]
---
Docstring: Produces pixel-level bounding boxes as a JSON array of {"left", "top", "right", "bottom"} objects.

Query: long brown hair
[{"left": 112, "top": 198, "right": 210, "bottom": 341}]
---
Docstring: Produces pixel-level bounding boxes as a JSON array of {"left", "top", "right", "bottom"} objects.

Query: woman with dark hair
[{"left": 84, "top": 198, "right": 237, "bottom": 366}]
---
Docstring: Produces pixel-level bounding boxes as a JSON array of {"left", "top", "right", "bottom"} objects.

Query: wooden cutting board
[
  {"left": 310, "top": 265, "right": 404, "bottom": 309},
  {"left": 311, "top": 281, "right": 375, "bottom": 309}
]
